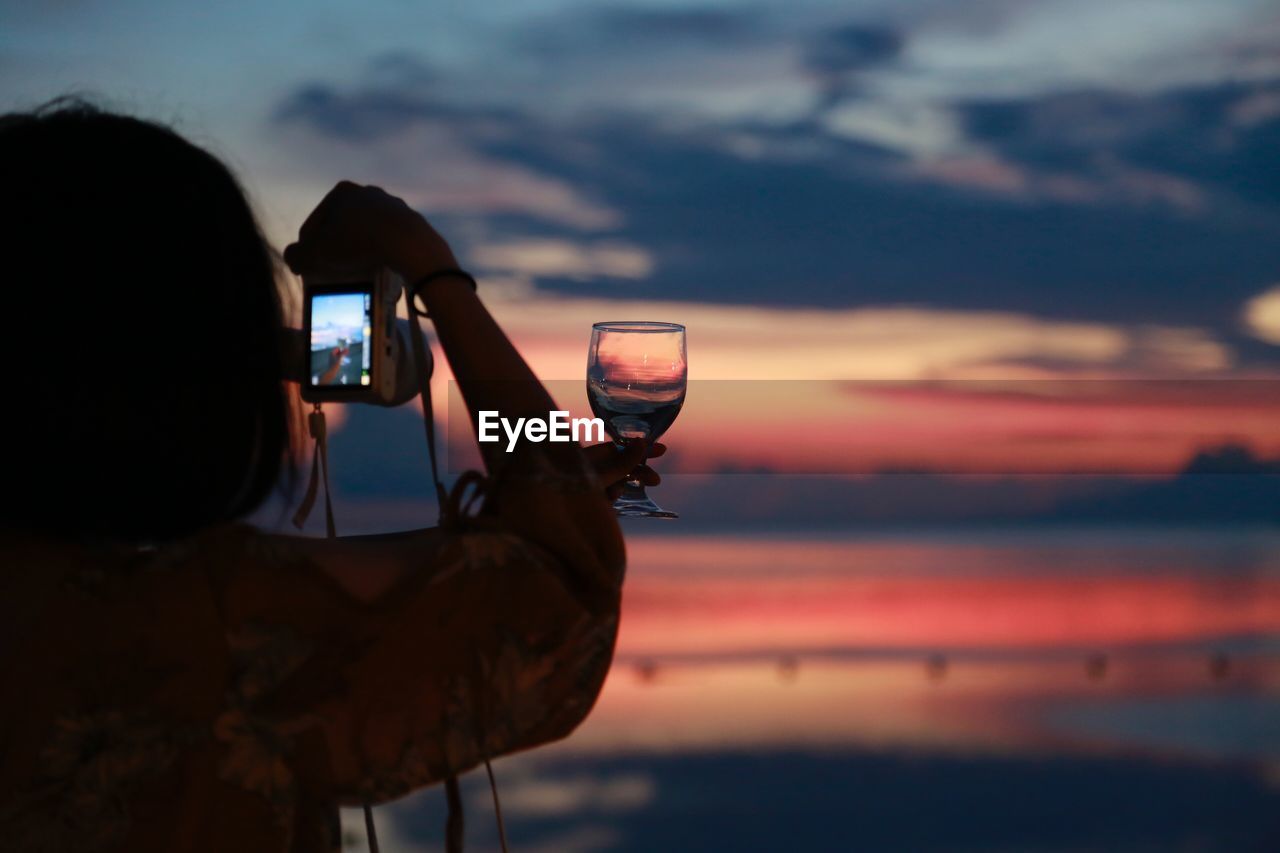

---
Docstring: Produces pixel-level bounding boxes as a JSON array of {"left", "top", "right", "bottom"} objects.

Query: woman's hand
[
  {"left": 584, "top": 442, "right": 666, "bottom": 501},
  {"left": 283, "top": 181, "right": 457, "bottom": 281}
]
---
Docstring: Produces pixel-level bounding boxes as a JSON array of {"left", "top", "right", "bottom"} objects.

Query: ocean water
[{"left": 343, "top": 526, "right": 1280, "bottom": 852}]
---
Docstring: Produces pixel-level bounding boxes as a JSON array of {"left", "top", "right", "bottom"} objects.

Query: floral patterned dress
[{"left": 0, "top": 450, "right": 623, "bottom": 852}]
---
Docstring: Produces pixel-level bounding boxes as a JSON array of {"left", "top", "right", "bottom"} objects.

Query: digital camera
[{"left": 282, "top": 267, "right": 426, "bottom": 406}]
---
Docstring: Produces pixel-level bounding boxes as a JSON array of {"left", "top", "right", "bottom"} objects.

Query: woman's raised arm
[
  {"left": 213, "top": 182, "right": 640, "bottom": 797},
  {"left": 278, "top": 181, "right": 640, "bottom": 594}
]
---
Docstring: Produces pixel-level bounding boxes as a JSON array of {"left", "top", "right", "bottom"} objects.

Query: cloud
[
  {"left": 270, "top": 53, "right": 1280, "bottom": 346},
  {"left": 1243, "top": 284, "right": 1280, "bottom": 344},
  {"left": 892, "top": 0, "right": 1280, "bottom": 100},
  {"left": 273, "top": 84, "right": 622, "bottom": 230},
  {"left": 476, "top": 295, "right": 1232, "bottom": 380},
  {"left": 802, "top": 23, "right": 905, "bottom": 108},
  {"left": 498, "top": 4, "right": 808, "bottom": 122},
  {"left": 1124, "top": 326, "right": 1230, "bottom": 372},
  {"left": 903, "top": 151, "right": 1206, "bottom": 212},
  {"left": 509, "top": 111, "right": 1278, "bottom": 334},
  {"left": 804, "top": 23, "right": 903, "bottom": 76},
  {"left": 473, "top": 238, "right": 653, "bottom": 281},
  {"left": 955, "top": 83, "right": 1280, "bottom": 210},
  {"left": 821, "top": 98, "right": 962, "bottom": 159},
  {"left": 1229, "top": 89, "right": 1280, "bottom": 128}
]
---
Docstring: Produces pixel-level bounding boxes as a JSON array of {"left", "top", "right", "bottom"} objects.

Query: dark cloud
[
  {"left": 274, "top": 74, "right": 1280, "bottom": 341},
  {"left": 801, "top": 23, "right": 904, "bottom": 107},
  {"left": 274, "top": 84, "right": 432, "bottom": 142},
  {"left": 802, "top": 24, "right": 904, "bottom": 76},
  {"left": 961, "top": 83, "right": 1280, "bottom": 212},
  {"left": 482, "top": 112, "right": 1280, "bottom": 333},
  {"left": 273, "top": 82, "right": 525, "bottom": 143}
]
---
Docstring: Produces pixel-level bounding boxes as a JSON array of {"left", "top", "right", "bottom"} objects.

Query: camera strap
[{"left": 291, "top": 405, "right": 336, "bottom": 537}]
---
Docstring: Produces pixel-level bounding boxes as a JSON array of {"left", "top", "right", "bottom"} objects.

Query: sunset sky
[
  {"left": 6, "top": 0, "right": 1280, "bottom": 484},
  {"left": 9, "top": 7, "right": 1280, "bottom": 848}
]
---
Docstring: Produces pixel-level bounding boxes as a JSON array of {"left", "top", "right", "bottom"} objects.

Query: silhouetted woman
[{"left": 0, "top": 101, "right": 655, "bottom": 852}]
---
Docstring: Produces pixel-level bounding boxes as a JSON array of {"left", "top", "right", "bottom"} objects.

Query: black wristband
[{"left": 409, "top": 267, "right": 478, "bottom": 314}]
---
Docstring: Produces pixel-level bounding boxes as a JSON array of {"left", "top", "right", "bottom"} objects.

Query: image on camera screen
[{"left": 309, "top": 291, "right": 372, "bottom": 387}]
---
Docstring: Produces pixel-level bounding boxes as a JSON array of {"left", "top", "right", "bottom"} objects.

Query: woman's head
[{"left": 2, "top": 100, "right": 294, "bottom": 542}]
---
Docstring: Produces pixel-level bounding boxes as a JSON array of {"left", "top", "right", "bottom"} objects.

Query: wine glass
[{"left": 587, "top": 321, "right": 686, "bottom": 518}]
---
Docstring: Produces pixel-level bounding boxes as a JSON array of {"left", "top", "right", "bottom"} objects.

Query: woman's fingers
[
  {"left": 604, "top": 466, "right": 659, "bottom": 501},
  {"left": 633, "top": 465, "right": 661, "bottom": 486},
  {"left": 583, "top": 441, "right": 668, "bottom": 499},
  {"left": 593, "top": 442, "right": 648, "bottom": 485}
]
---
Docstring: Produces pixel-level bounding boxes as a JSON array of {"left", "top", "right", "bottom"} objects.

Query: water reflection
[
  {"left": 354, "top": 528, "right": 1280, "bottom": 851},
  {"left": 776, "top": 655, "right": 799, "bottom": 683},
  {"left": 1210, "top": 651, "right": 1231, "bottom": 681},
  {"left": 925, "top": 653, "right": 948, "bottom": 683},
  {"left": 1085, "top": 652, "right": 1109, "bottom": 681},
  {"left": 586, "top": 531, "right": 1280, "bottom": 761}
]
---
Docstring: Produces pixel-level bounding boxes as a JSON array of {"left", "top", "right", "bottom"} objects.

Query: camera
[{"left": 282, "top": 267, "right": 427, "bottom": 406}]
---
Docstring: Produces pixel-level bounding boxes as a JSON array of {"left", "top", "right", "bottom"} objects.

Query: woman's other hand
[
  {"left": 584, "top": 442, "right": 666, "bottom": 501},
  {"left": 283, "top": 181, "right": 457, "bottom": 281}
]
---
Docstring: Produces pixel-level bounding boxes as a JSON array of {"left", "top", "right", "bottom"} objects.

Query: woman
[{"left": 0, "top": 102, "right": 658, "bottom": 851}]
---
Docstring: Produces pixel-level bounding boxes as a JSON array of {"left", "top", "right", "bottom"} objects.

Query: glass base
[{"left": 613, "top": 484, "right": 678, "bottom": 519}]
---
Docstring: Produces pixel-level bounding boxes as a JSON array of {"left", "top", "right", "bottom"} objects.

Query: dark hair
[{"left": 1, "top": 99, "right": 296, "bottom": 542}]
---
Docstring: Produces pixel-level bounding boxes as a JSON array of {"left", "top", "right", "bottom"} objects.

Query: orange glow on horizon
[{"left": 395, "top": 294, "right": 1280, "bottom": 476}]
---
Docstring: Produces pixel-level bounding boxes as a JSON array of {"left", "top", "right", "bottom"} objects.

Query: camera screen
[{"left": 308, "top": 289, "right": 373, "bottom": 387}]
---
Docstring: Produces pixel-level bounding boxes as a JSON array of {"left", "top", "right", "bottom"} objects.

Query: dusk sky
[
  {"left": 8, "top": 7, "right": 1280, "bottom": 849},
  {"left": 7, "top": 0, "right": 1280, "bottom": 480}
]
